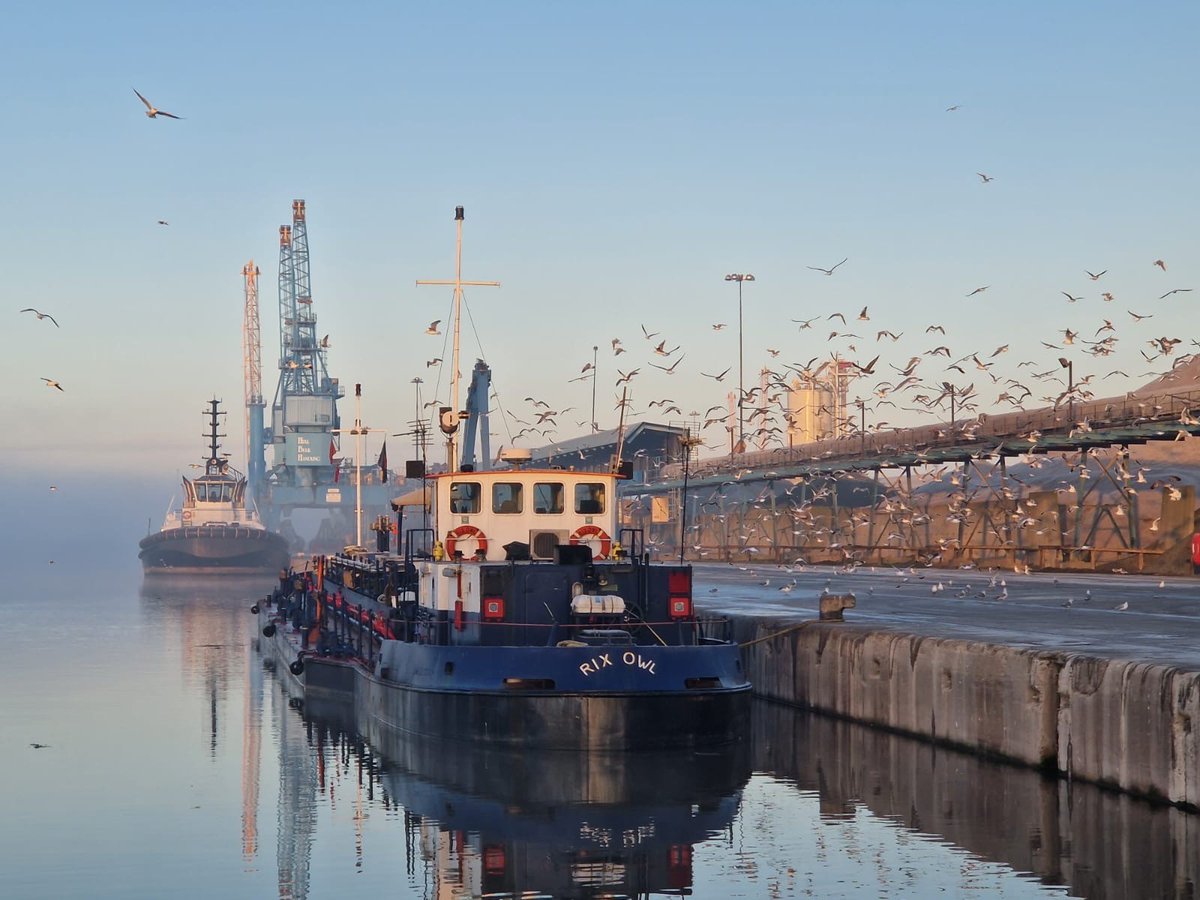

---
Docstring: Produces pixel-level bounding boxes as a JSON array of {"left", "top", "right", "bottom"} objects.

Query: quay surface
[{"left": 698, "top": 562, "right": 1200, "bottom": 809}]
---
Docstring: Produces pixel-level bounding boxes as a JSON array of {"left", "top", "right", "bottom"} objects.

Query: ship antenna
[
  {"left": 204, "top": 398, "right": 227, "bottom": 474},
  {"left": 416, "top": 206, "right": 500, "bottom": 471}
]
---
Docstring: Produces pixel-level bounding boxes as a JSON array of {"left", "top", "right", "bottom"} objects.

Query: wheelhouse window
[
  {"left": 197, "top": 482, "right": 231, "bottom": 502},
  {"left": 449, "top": 481, "right": 481, "bottom": 514},
  {"left": 492, "top": 482, "right": 523, "bottom": 514},
  {"left": 533, "top": 482, "right": 564, "bottom": 514},
  {"left": 574, "top": 482, "right": 606, "bottom": 514}
]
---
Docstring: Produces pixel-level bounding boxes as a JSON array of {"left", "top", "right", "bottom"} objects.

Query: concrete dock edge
[{"left": 732, "top": 615, "right": 1200, "bottom": 809}]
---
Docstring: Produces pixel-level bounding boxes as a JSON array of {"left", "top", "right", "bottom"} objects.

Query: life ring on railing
[
  {"left": 445, "top": 525, "right": 488, "bottom": 559},
  {"left": 569, "top": 525, "right": 611, "bottom": 560}
]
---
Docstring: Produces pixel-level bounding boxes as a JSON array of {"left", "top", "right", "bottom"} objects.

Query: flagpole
[
  {"left": 355, "top": 386, "right": 363, "bottom": 547},
  {"left": 332, "top": 383, "right": 386, "bottom": 550}
]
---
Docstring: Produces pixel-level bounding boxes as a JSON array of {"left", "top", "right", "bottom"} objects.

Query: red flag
[
  {"left": 329, "top": 438, "right": 341, "bottom": 483},
  {"left": 377, "top": 440, "right": 388, "bottom": 483}
]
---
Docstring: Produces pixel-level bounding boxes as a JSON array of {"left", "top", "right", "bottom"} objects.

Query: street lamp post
[
  {"left": 724, "top": 273, "right": 755, "bottom": 450},
  {"left": 1059, "top": 357, "right": 1074, "bottom": 422}
]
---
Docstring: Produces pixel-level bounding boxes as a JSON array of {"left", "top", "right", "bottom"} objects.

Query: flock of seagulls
[{"left": 490, "top": 239, "right": 1194, "bottom": 469}]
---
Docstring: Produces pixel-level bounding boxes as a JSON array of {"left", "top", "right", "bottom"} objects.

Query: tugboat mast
[
  {"left": 416, "top": 206, "right": 500, "bottom": 470},
  {"left": 204, "top": 399, "right": 228, "bottom": 476}
]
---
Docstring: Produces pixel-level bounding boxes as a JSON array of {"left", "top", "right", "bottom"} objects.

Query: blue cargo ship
[{"left": 256, "top": 205, "right": 749, "bottom": 750}]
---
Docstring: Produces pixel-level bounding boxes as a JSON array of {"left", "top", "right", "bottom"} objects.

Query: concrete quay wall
[{"left": 734, "top": 616, "right": 1200, "bottom": 808}]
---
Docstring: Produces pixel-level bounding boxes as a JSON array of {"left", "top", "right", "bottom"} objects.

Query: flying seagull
[
  {"left": 977, "top": 173, "right": 994, "bottom": 183},
  {"left": 946, "top": 104, "right": 961, "bottom": 112},
  {"left": 133, "top": 88, "right": 182, "bottom": 119},
  {"left": 157, "top": 220, "right": 169, "bottom": 226},
  {"left": 1086, "top": 270, "right": 1106, "bottom": 280},
  {"left": 807, "top": 258, "right": 847, "bottom": 276},
  {"left": 966, "top": 286, "right": 989, "bottom": 297},
  {"left": 1153, "top": 259, "right": 1167, "bottom": 271},
  {"left": 20, "top": 308, "right": 58, "bottom": 327},
  {"left": 41, "top": 378, "right": 64, "bottom": 391},
  {"left": 1159, "top": 288, "right": 1192, "bottom": 299},
  {"left": 425, "top": 319, "right": 441, "bottom": 335}
]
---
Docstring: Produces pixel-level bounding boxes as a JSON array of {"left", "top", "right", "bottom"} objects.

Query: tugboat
[
  {"left": 258, "top": 206, "right": 750, "bottom": 750},
  {"left": 140, "top": 400, "right": 289, "bottom": 575}
]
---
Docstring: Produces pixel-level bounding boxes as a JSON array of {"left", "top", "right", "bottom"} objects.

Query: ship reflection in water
[
  {"left": 297, "top": 695, "right": 749, "bottom": 898},
  {"left": 258, "top": 691, "right": 1199, "bottom": 899}
]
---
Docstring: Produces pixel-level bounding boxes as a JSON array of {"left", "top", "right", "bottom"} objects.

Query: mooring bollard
[{"left": 819, "top": 592, "right": 856, "bottom": 621}]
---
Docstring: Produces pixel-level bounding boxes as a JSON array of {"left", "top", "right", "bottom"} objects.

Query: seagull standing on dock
[{"left": 133, "top": 88, "right": 182, "bottom": 119}]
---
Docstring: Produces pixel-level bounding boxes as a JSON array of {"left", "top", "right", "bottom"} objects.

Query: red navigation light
[
  {"left": 667, "top": 569, "right": 691, "bottom": 595},
  {"left": 483, "top": 596, "right": 505, "bottom": 620}
]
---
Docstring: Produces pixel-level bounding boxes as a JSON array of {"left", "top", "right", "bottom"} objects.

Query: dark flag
[
  {"left": 328, "top": 438, "right": 337, "bottom": 464},
  {"left": 378, "top": 440, "right": 388, "bottom": 483}
]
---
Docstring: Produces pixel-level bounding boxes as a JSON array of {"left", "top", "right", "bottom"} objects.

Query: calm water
[{"left": 2, "top": 558, "right": 1194, "bottom": 899}]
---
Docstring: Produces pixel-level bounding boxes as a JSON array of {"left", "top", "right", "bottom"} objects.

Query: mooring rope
[{"left": 738, "top": 620, "right": 814, "bottom": 648}]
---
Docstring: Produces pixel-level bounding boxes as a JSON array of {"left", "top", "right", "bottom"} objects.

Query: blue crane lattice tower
[{"left": 267, "top": 199, "right": 344, "bottom": 490}]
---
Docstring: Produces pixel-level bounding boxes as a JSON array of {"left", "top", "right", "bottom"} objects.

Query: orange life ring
[
  {"left": 446, "top": 524, "right": 488, "bottom": 559},
  {"left": 569, "top": 525, "right": 611, "bottom": 560}
]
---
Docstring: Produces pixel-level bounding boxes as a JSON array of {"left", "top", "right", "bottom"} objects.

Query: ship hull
[
  {"left": 259, "top": 606, "right": 750, "bottom": 751},
  {"left": 358, "top": 661, "right": 751, "bottom": 751},
  {"left": 140, "top": 525, "right": 289, "bottom": 575}
]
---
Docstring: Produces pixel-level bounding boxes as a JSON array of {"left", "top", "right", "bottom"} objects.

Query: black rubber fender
[
  {"left": 289, "top": 659, "right": 305, "bottom": 676},
  {"left": 250, "top": 604, "right": 260, "bottom": 614},
  {"left": 262, "top": 623, "right": 276, "bottom": 638}
]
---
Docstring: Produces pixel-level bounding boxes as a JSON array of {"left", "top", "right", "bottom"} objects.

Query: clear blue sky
[{"left": 6, "top": 0, "right": 1197, "bottom": 483}]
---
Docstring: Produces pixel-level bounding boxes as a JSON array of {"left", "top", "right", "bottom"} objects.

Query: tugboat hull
[{"left": 140, "top": 526, "right": 289, "bottom": 575}]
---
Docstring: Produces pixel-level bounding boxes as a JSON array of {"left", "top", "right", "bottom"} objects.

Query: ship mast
[
  {"left": 204, "top": 399, "right": 228, "bottom": 475},
  {"left": 416, "top": 206, "right": 500, "bottom": 470}
]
